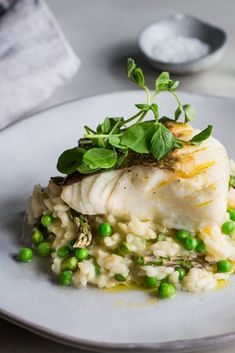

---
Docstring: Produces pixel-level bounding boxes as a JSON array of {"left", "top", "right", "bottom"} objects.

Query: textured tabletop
[{"left": 1, "top": 0, "right": 235, "bottom": 352}]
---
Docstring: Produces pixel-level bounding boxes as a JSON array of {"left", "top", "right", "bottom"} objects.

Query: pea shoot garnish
[{"left": 57, "top": 58, "right": 213, "bottom": 175}]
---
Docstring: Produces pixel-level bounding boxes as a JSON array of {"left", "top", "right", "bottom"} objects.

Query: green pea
[
  {"left": 143, "top": 276, "right": 159, "bottom": 288},
  {"left": 61, "top": 256, "right": 78, "bottom": 271},
  {"left": 98, "top": 222, "right": 113, "bottom": 237},
  {"left": 183, "top": 236, "right": 198, "bottom": 251},
  {"left": 41, "top": 214, "right": 54, "bottom": 227},
  {"left": 37, "top": 242, "right": 51, "bottom": 257},
  {"left": 228, "top": 209, "right": 235, "bottom": 221},
  {"left": 135, "top": 256, "right": 145, "bottom": 266},
  {"left": 18, "top": 247, "right": 33, "bottom": 262},
  {"left": 175, "top": 229, "right": 190, "bottom": 242},
  {"left": 56, "top": 246, "right": 70, "bottom": 258},
  {"left": 32, "top": 229, "right": 44, "bottom": 245},
  {"left": 175, "top": 267, "right": 186, "bottom": 280},
  {"left": 158, "top": 283, "right": 176, "bottom": 299},
  {"left": 119, "top": 242, "right": 131, "bottom": 255},
  {"left": 115, "top": 274, "right": 127, "bottom": 282},
  {"left": 59, "top": 270, "right": 73, "bottom": 286},
  {"left": 75, "top": 248, "right": 89, "bottom": 261},
  {"left": 216, "top": 259, "right": 233, "bottom": 273},
  {"left": 94, "top": 264, "right": 101, "bottom": 276},
  {"left": 221, "top": 221, "right": 235, "bottom": 235},
  {"left": 196, "top": 240, "right": 206, "bottom": 254}
]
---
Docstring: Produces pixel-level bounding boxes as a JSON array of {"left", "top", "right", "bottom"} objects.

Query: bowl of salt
[{"left": 138, "top": 14, "right": 227, "bottom": 74}]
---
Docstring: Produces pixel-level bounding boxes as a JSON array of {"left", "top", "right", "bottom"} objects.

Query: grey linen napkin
[
  {"left": 0, "top": 0, "right": 80, "bottom": 129},
  {"left": 0, "top": 0, "right": 16, "bottom": 14}
]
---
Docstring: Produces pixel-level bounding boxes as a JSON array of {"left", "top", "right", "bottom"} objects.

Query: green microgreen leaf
[
  {"left": 127, "top": 59, "right": 144, "bottom": 86},
  {"left": 83, "top": 148, "right": 117, "bottom": 169},
  {"left": 155, "top": 72, "right": 170, "bottom": 92},
  {"left": 108, "top": 135, "right": 127, "bottom": 150},
  {"left": 174, "top": 106, "right": 182, "bottom": 121},
  {"left": 116, "top": 151, "right": 128, "bottom": 168},
  {"left": 110, "top": 117, "right": 124, "bottom": 130},
  {"left": 84, "top": 126, "right": 96, "bottom": 134},
  {"left": 190, "top": 125, "right": 213, "bottom": 145},
  {"left": 57, "top": 147, "right": 86, "bottom": 174},
  {"left": 135, "top": 104, "right": 150, "bottom": 111},
  {"left": 77, "top": 164, "right": 101, "bottom": 174},
  {"left": 126, "top": 58, "right": 150, "bottom": 103},
  {"left": 159, "top": 116, "right": 175, "bottom": 123},
  {"left": 97, "top": 117, "right": 124, "bottom": 135},
  {"left": 174, "top": 139, "right": 184, "bottom": 149},
  {"left": 183, "top": 104, "right": 196, "bottom": 123},
  {"left": 132, "top": 67, "right": 145, "bottom": 86},
  {"left": 120, "top": 121, "right": 155, "bottom": 153},
  {"left": 103, "top": 117, "right": 111, "bottom": 133},
  {"left": 150, "top": 123, "right": 175, "bottom": 160},
  {"left": 127, "top": 58, "right": 136, "bottom": 78},
  {"left": 155, "top": 72, "right": 179, "bottom": 95},
  {"left": 56, "top": 58, "right": 213, "bottom": 176},
  {"left": 108, "top": 135, "right": 120, "bottom": 146},
  {"left": 150, "top": 103, "right": 159, "bottom": 121},
  {"left": 170, "top": 81, "right": 179, "bottom": 91}
]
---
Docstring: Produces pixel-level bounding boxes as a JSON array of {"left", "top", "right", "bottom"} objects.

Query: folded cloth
[
  {"left": 0, "top": 0, "right": 16, "bottom": 14},
  {"left": 0, "top": 0, "right": 80, "bottom": 129}
]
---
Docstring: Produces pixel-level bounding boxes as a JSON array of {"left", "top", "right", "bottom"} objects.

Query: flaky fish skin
[{"left": 61, "top": 124, "right": 229, "bottom": 231}]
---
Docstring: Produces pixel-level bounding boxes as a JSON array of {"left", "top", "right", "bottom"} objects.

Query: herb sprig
[{"left": 57, "top": 58, "right": 213, "bottom": 175}]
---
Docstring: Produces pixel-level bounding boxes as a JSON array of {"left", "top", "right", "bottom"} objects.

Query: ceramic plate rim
[{"left": 1, "top": 90, "right": 235, "bottom": 352}]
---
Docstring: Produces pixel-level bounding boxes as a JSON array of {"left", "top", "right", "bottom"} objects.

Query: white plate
[{"left": 1, "top": 91, "right": 235, "bottom": 353}]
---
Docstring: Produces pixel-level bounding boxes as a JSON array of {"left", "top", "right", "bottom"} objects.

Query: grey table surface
[{"left": 1, "top": 0, "right": 235, "bottom": 352}]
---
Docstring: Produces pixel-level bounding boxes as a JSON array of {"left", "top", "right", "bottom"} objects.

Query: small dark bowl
[{"left": 138, "top": 14, "right": 227, "bottom": 74}]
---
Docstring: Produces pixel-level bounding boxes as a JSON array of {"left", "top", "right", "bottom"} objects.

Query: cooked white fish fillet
[{"left": 61, "top": 123, "right": 229, "bottom": 231}]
